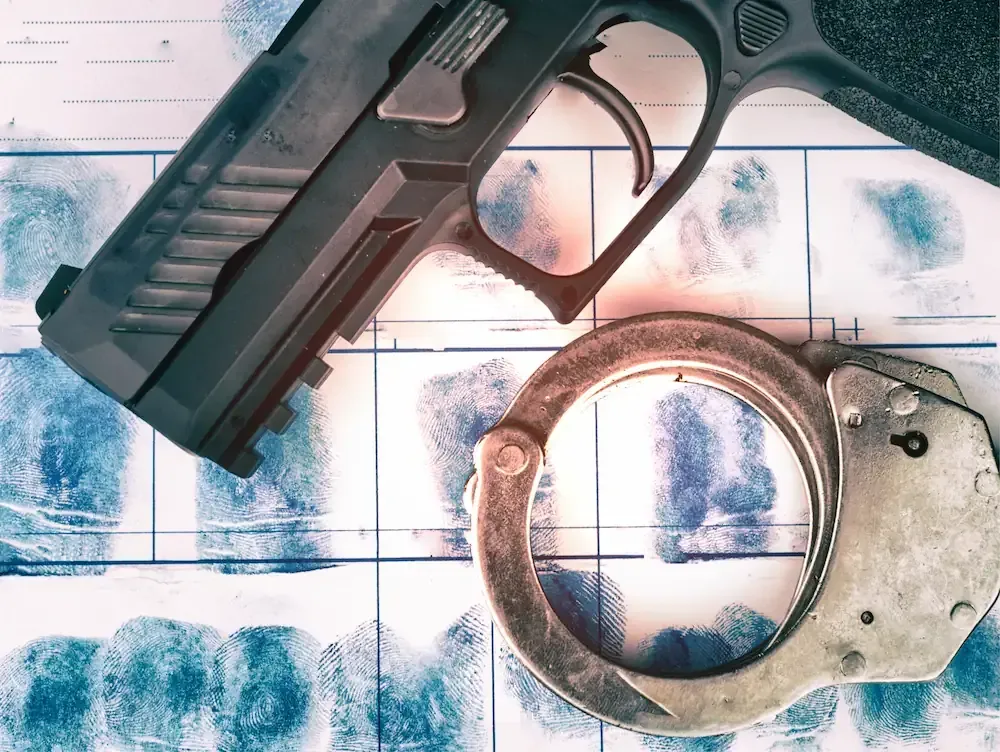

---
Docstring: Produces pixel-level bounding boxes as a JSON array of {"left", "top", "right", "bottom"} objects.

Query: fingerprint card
[
  {"left": 0, "top": 154, "right": 153, "bottom": 325},
  {"left": 493, "top": 620, "right": 602, "bottom": 751},
  {"left": 0, "top": 0, "right": 255, "bottom": 151},
  {"left": 594, "top": 149, "right": 810, "bottom": 323},
  {"left": 2, "top": 0, "right": 1000, "bottom": 750},
  {"left": 154, "top": 351, "right": 377, "bottom": 568},
  {"left": 0, "top": 343, "right": 153, "bottom": 569},
  {"left": 375, "top": 347, "right": 598, "bottom": 559},
  {"left": 0, "top": 564, "right": 377, "bottom": 750},
  {"left": 808, "top": 148, "right": 1000, "bottom": 335},
  {"left": 591, "top": 375, "right": 809, "bottom": 662},
  {"left": 378, "top": 560, "right": 493, "bottom": 751}
]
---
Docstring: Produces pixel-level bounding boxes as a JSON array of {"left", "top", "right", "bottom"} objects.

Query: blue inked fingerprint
[
  {"left": 0, "top": 637, "right": 103, "bottom": 750},
  {"left": 196, "top": 388, "right": 335, "bottom": 572},
  {"left": 650, "top": 387, "right": 776, "bottom": 563},
  {"left": 536, "top": 564, "right": 625, "bottom": 657},
  {"left": 501, "top": 647, "right": 598, "bottom": 740},
  {"left": 417, "top": 359, "right": 556, "bottom": 541},
  {"left": 504, "top": 567, "right": 623, "bottom": 736},
  {"left": 630, "top": 605, "right": 778, "bottom": 751},
  {"left": 643, "top": 388, "right": 781, "bottom": 670},
  {"left": 638, "top": 626, "right": 733, "bottom": 675},
  {"left": 637, "top": 605, "right": 774, "bottom": 676},
  {"left": 0, "top": 349, "right": 133, "bottom": 569},
  {"left": 416, "top": 358, "right": 518, "bottom": 527},
  {"left": 101, "top": 617, "right": 221, "bottom": 749},
  {"left": 211, "top": 626, "right": 322, "bottom": 751},
  {"left": 651, "top": 390, "right": 714, "bottom": 559},
  {"left": 476, "top": 157, "right": 561, "bottom": 272},
  {"left": 718, "top": 157, "right": 775, "bottom": 240},
  {"left": 324, "top": 609, "right": 488, "bottom": 750},
  {"left": 320, "top": 620, "right": 379, "bottom": 751},
  {"left": 711, "top": 602, "right": 775, "bottom": 659},
  {"left": 767, "top": 687, "right": 839, "bottom": 749},
  {"left": 858, "top": 180, "right": 964, "bottom": 272},
  {"left": 843, "top": 681, "right": 948, "bottom": 747},
  {"left": 383, "top": 608, "right": 488, "bottom": 750},
  {"left": 222, "top": 0, "right": 304, "bottom": 59},
  {"left": 679, "top": 157, "right": 777, "bottom": 277},
  {"left": 0, "top": 155, "right": 123, "bottom": 302},
  {"left": 943, "top": 613, "right": 1000, "bottom": 712},
  {"left": 639, "top": 733, "right": 734, "bottom": 752},
  {"left": 708, "top": 403, "right": 776, "bottom": 553},
  {"left": 645, "top": 157, "right": 778, "bottom": 280}
]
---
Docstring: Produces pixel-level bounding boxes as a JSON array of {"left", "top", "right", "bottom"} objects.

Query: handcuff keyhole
[{"left": 890, "top": 431, "right": 928, "bottom": 458}]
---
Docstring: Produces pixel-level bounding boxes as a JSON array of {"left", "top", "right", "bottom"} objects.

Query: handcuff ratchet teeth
[{"left": 468, "top": 312, "right": 1000, "bottom": 737}]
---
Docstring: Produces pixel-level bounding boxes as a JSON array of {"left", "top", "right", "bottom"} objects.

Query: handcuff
[{"left": 467, "top": 312, "right": 1000, "bottom": 737}]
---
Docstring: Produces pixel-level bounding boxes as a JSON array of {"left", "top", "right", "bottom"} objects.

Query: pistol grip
[{"left": 813, "top": 0, "right": 998, "bottom": 184}]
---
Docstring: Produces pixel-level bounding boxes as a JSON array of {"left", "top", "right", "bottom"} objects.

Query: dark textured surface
[
  {"left": 824, "top": 88, "right": 999, "bottom": 185},
  {"left": 814, "top": 0, "right": 998, "bottom": 141}
]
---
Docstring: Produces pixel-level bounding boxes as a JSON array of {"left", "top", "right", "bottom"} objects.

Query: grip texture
[
  {"left": 814, "top": 0, "right": 998, "bottom": 183},
  {"left": 814, "top": 0, "right": 997, "bottom": 138},
  {"left": 824, "top": 87, "right": 999, "bottom": 185}
]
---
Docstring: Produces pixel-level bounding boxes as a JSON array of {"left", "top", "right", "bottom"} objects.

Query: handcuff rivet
[
  {"left": 950, "top": 601, "right": 978, "bottom": 629},
  {"left": 496, "top": 444, "right": 528, "bottom": 475},
  {"left": 840, "top": 651, "right": 867, "bottom": 678},
  {"left": 889, "top": 385, "right": 920, "bottom": 416},
  {"left": 976, "top": 470, "right": 1000, "bottom": 498}
]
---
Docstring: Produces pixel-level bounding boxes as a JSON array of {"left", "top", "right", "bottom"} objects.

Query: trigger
[{"left": 558, "top": 48, "right": 654, "bottom": 196}]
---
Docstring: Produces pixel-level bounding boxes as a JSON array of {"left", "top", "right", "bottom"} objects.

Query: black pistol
[{"left": 35, "top": 0, "right": 999, "bottom": 477}]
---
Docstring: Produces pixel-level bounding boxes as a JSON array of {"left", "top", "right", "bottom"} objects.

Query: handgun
[{"left": 34, "top": 0, "right": 999, "bottom": 477}]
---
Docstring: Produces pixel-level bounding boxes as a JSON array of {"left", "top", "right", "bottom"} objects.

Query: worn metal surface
[
  {"left": 469, "top": 311, "right": 1000, "bottom": 737},
  {"left": 798, "top": 340, "right": 967, "bottom": 406}
]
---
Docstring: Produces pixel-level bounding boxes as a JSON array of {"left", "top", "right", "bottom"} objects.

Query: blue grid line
[
  {"left": 595, "top": 403, "right": 605, "bottom": 750},
  {"left": 895, "top": 315, "right": 997, "bottom": 320},
  {"left": 833, "top": 317, "right": 864, "bottom": 340},
  {"left": 0, "top": 149, "right": 178, "bottom": 157},
  {"left": 804, "top": 150, "right": 813, "bottom": 338},
  {"left": 325, "top": 347, "right": 566, "bottom": 355},
  {"left": 373, "top": 317, "right": 382, "bottom": 752},
  {"left": 151, "top": 432, "right": 156, "bottom": 561},
  {"left": 491, "top": 623, "right": 497, "bottom": 752},
  {"left": 321, "top": 339, "right": 997, "bottom": 357},
  {"left": 3, "top": 521, "right": 810, "bottom": 536},
  {"left": 0, "top": 554, "right": 649, "bottom": 569},
  {"left": 0, "top": 144, "right": 915, "bottom": 159},
  {"left": 590, "top": 147, "right": 598, "bottom": 328},
  {"left": 859, "top": 342, "right": 996, "bottom": 350},
  {"left": 1, "top": 337, "right": 973, "bottom": 362}
]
